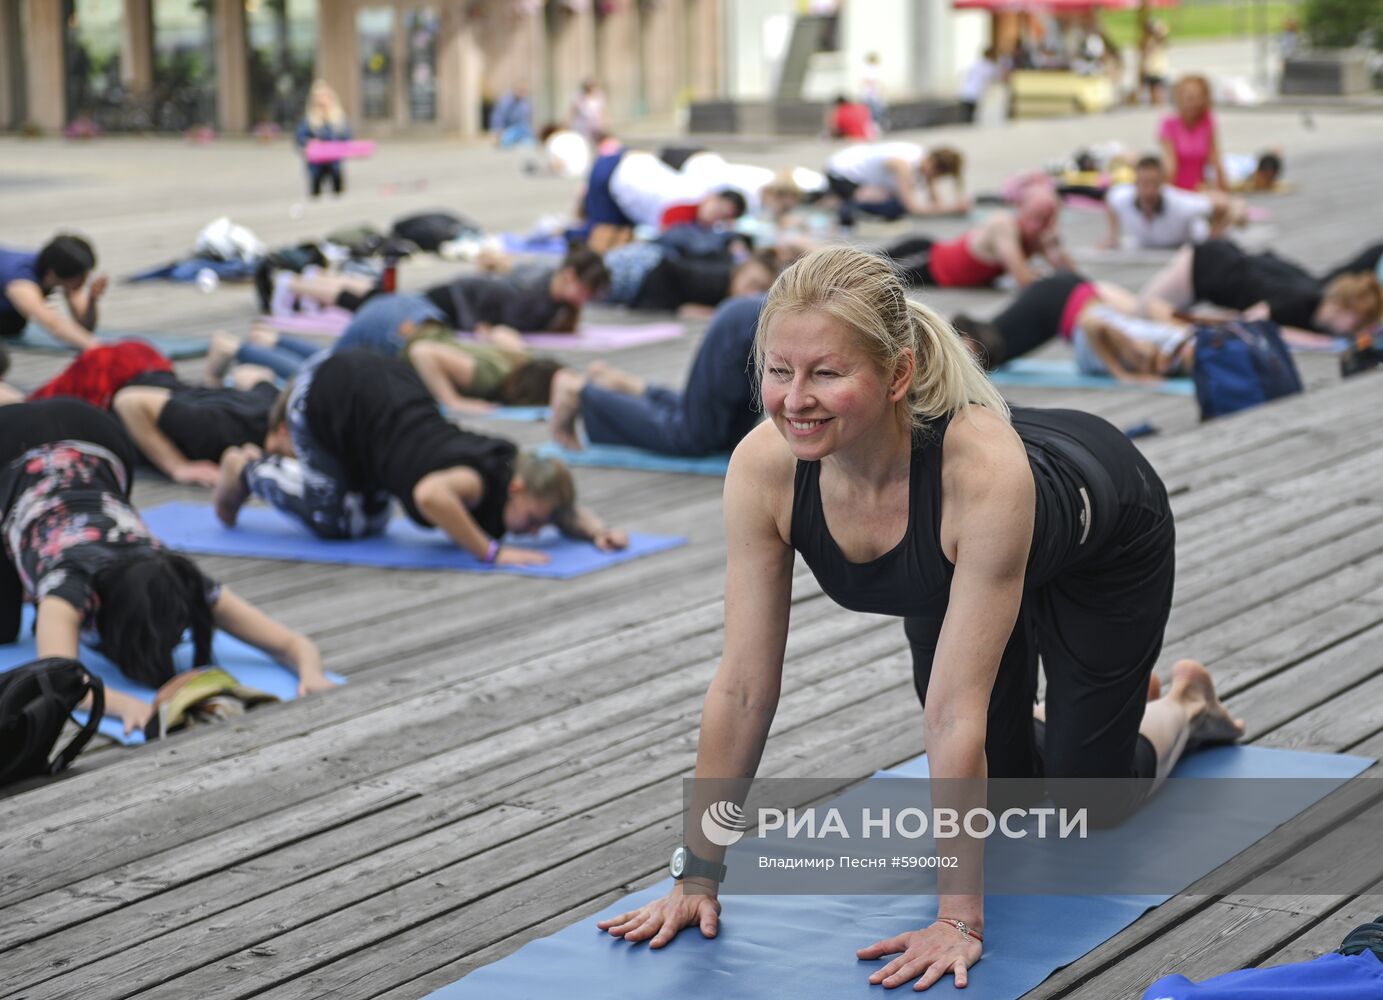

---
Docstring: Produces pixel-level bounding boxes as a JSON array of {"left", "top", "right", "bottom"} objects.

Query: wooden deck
[{"left": 1, "top": 107, "right": 1381, "bottom": 999}]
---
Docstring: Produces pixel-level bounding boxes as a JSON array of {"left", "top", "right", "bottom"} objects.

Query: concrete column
[
  {"left": 22, "top": 0, "right": 65, "bottom": 130},
  {"left": 121, "top": 0, "right": 154, "bottom": 94},
  {"left": 214, "top": 0, "right": 249, "bottom": 129},
  {"left": 316, "top": 0, "right": 357, "bottom": 125},
  {"left": 437, "top": 1, "right": 481, "bottom": 134},
  {"left": 596, "top": 2, "right": 637, "bottom": 120},
  {"left": 0, "top": 0, "right": 16, "bottom": 126}
]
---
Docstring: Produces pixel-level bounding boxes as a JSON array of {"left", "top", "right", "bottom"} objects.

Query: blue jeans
[
  {"left": 580, "top": 383, "right": 717, "bottom": 456},
  {"left": 241, "top": 353, "right": 392, "bottom": 539},
  {"left": 237, "top": 335, "right": 322, "bottom": 380}
]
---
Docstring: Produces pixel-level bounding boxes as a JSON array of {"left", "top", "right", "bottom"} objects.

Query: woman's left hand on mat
[
  {"left": 857, "top": 924, "right": 982, "bottom": 991},
  {"left": 592, "top": 528, "right": 628, "bottom": 551},
  {"left": 298, "top": 672, "right": 339, "bottom": 697}
]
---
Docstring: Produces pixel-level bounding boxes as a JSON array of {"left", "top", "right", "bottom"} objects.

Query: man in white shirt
[{"left": 1104, "top": 156, "right": 1247, "bottom": 250}]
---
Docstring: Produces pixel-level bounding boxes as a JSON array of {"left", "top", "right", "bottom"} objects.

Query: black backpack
[
  {"left": 390, "top": 211, "right": 481, "bottom": 252},
  {"left": 0, "top": 658, "right": 104, "bottom": 787}
]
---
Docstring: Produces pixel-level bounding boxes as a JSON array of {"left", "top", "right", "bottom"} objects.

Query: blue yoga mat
[
  {"left": 499, "top": 233, "right": 568, "bottom": 256},
  {"left": 431, "top": 745, "right": 1372, "bottom": 1000},
  {"left": 479, "top": 406, "right": 550, "bottom": 423},
  {"left": 990, "top": 358, "right": 1196, "bottom": 396},
  {"left": 536, "top": 442, "right": 731, "bottom": 477},
  {"left": 140, "top": 501, "right": 685, "bottom": 578},
  {"left": 126, "top": 257, "right": 258, "bottom": 284},
  {"left": 0, "top": 606, "right": 345, "bottom": 746},
  {"left": 9, "top": 328, "right": 212, "bottom": 359}
]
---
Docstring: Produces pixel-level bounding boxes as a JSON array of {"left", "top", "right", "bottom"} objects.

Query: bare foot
[
  {"left": 548, "top": 369, "right": 585, "bottom": 451},
  {"left": 584, "top": 361, "right": 646, "bottom": 395},
  {"left": 212, "top": 447, "right": 256, "bottom": 527},
  {"left": 204, "top": 331, "right": 242, "bottom": 387},
  {"left": 1170, "top": 660, "right": 1245, "bottom": 748}
]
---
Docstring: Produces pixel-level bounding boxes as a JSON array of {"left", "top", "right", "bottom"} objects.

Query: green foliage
[{"left": 1300, "top": 0, "right": 1383, "bottom": 48}]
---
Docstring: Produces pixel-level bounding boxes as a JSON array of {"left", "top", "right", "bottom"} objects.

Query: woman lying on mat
[
  {"left": 9, "top": 339, "right": 284, "bottom": 486},
  {"left": 548, "top": 294, "right": 764, "bottom": 454},
  {"left": 423, "top": 245, "right": 611, "bottom": 336},
  {"left": 1139, "top": 239, "right": 1383, "bottom": 339},
  {"left": 212, "top": 350, "right": 626, "bottom": 567},
  {"left": 601, "top": 243, "right": 781, "bottom": 317},
  {"left": 1, "top": 399, "right": 333, "bottom": 735},
  {"left": 405, "top": 330, "right": 564, "bottom": 416},
  {"left": 597, "top": 247, "right": 1243, "bottom": 990}
]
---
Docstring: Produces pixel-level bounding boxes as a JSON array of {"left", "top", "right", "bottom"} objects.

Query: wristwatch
[{"left": 669, "top": 845, "right": 727, "bottom": 883}]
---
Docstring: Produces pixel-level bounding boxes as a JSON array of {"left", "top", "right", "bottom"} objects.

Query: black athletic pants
[
  {"left": 882, "top": 237, "right": 936, "bottom": 286},
  {"left": 633, "top": 256, "right": 733, "bottom": 312},
  {"left": 904, "top": 416, "right": 1169, "bottom": 826},
  {"left": 309, "top": 163, "right": 343, "bottom": 197},
  {"left": 1322, "top": 241, "right": 1383, "bottom": 286}
]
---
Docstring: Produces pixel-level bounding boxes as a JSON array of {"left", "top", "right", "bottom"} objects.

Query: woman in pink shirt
[{"left": 1159, "top": 75, "right": 1226, "bottom": 192}]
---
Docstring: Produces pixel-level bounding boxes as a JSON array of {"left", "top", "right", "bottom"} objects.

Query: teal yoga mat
[
  {"left": 0, "top": 606, "right": 345, "bottom": 746},
  {"left": 140, "top": 501, "right": 685, "bottom": 578},
  {"left": 990, "top": 358, "right": 1196, "bottom": 396},
  {"left": 536, "top": 442, "right": 730, "bottom": 476},
  {"left": 8, "top": 327, "right": 212, "bottom": 359},
  {"left": 430, "top": 744, "right": 1372, "bottom": 1000}
]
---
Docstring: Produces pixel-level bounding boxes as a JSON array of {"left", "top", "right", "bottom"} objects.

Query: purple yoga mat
[{"left": 261, "top": 312, "right": 685, "bottom": 351}]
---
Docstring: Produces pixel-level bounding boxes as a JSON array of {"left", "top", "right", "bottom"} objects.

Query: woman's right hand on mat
[
  {"left": 173, "top": 460, "right": 224, "bottom": 488},
  {"left": 858, "top": 923, "right": 982, "bottom": 991},
  {"left": 495, "top": 545, "right": 550, "bottom": 567},
  {"left": 109, "top": 690, "right": 155, "bottom": 737},
  {"left": 595, "top": 885, "right": 721, "bottom": 948}
]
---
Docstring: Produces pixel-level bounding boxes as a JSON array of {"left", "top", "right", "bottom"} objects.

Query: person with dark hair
[
  {"left": 404, "top": 329, "right": 565, "bottom": 415},
  {"left": 0, "top": 234, "right": 102, "bottom": 349},
  {"left": 213, "top": 351, "right": 627, "bottom": 566},
  {"left": 1, "top": 399, "right": 332, "bottom": 735},
  {"left": 828, "top": 96, "right": 877, "bottom": 139},
  {"left": 654, "top": 189, "right": 748, "bottom": 232},
  {"left": 602, "top": 243, "right": 782, "bottom": 315},
  {"left": 548, "top": 294, "right": 765, "bottom": 454},
  {"left": 1103, "top": 156, "right": 1246, "bottom": 250},
  {"left": 424, "top": 247, "right": 610, "bottom": 336}
]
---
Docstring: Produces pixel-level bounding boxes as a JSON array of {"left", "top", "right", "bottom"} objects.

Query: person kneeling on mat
[
  {"left": 423, "top": 246, "right": 610, "bottom": 337},
  {"left": 213, "top": 350, "right": 627, "bottom": 566},
  {"left": 0, "top": 234, "right": 103, "bottom": 350},
  {"left": 596, "top": 247, "right": 1243, "bottom": 990},
  {"left": 1, "top": 399, "right": 334, "bottom": 735},
  {"left": 548, "top": 294, "right": 764, "bottom": 454}
]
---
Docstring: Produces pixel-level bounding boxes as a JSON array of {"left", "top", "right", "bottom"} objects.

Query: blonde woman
[
  {"left": 596, "top": 247, "right": 1243, "bottom": 990},
  {"left": 296, "top": 80, "right": 351, "bottom": 198}
]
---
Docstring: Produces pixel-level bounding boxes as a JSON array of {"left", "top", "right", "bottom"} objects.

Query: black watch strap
[{"left": 670, "top": 845, "right": 727, "bottom": 883}]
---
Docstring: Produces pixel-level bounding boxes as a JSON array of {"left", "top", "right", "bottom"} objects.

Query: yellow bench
[{"left": 1010, "top": 70, "right": 1115, "bottom": 119}]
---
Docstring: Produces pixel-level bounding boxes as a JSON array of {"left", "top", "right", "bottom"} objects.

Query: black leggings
[
  {"left": 881, "top": 237, "right": 936, "bottom": 286},
  {"left": 1322, "top": 241, "right": 1383, "bottom": 286},
  {"left": 633, "top": 256, "right": 733, "bottom": 312},
  {"left": 310, "top": 163, "right": 343, "bottom": 197},
  {"left": 905, "top": 421, "right": 1169, "bottom": 826}
]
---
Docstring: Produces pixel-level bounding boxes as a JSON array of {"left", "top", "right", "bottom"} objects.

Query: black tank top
[{"left": 790, "top": 408, "right": 1119, "bottom": 619}]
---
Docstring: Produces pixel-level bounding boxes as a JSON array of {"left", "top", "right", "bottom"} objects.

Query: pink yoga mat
[
  {"left": 305, "top": 139, "right": 377, "bottom": 164},
  {"left": 458, "top": 322, "right": 685, "bottom": 351},
  {"left": 260, "top": 313, "right": 684, "bottom": 351}
]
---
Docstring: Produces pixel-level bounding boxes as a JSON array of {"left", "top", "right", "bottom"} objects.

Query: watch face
[{"left": 670, "top": 846, "right": 686, "bottom": 878}]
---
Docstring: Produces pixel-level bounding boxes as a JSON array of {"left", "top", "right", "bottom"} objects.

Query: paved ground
[{"left": 1, "top": 103, "right": 1381, "bottom": 999}]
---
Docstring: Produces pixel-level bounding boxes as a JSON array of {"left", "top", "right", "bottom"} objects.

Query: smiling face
[{"left": 759, "top": 309, "right": 905, "bottom": 462}]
